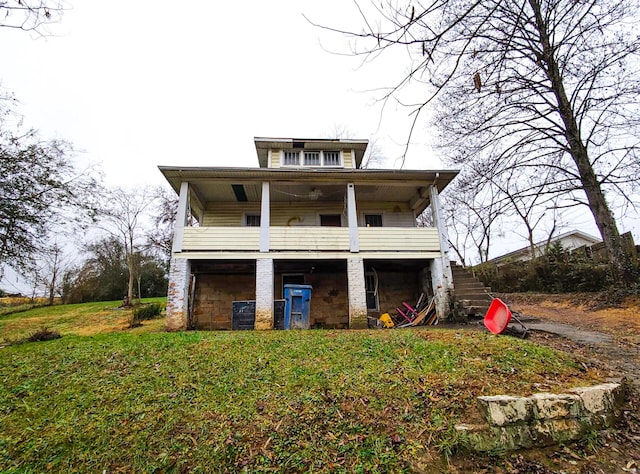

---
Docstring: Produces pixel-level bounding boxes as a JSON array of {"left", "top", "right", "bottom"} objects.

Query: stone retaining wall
[{"left": 456, "top": 382, "right": 624, "bottom": 452}]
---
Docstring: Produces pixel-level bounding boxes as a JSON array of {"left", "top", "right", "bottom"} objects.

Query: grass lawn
[
  {"left": 0, "top": 302, "right": 604, "bottom": 472},
  {"left": 0, "top": 298, "right": 166, "bottom": 341}
]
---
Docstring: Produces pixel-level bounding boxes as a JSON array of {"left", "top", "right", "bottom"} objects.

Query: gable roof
[{"left": 488, "top": 229, "right": 602, "bottom": 264}]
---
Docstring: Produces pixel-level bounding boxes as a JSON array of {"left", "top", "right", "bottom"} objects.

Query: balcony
[{"left": 181, "top": 226, "right": 440, "bottom": 254}]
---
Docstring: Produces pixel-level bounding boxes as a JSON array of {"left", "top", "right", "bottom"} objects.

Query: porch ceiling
[{"left": 158, "top": 167, "right": 459, "bottom": 213}]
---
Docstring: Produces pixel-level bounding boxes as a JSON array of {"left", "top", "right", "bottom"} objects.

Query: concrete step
[
  {"left": 450, "top": 264, "right": 492, "bottom": 317},
  {"left": 451, "top": 272, "right": 483, "bottom": 281},
  {"left": 455, "top": 297, "right": 492, "bottom": 305},
  {"left": 455, "top": 289, "right": 491, "bottom": 296},
  {"left": 454, "top": 281, "right": 489, "bottom": 289},
  {"left": 454, "top": 294, "right": 491, "bottom": 302}
]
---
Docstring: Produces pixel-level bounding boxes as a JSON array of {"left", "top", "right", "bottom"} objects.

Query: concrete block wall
[
  {"left": 456, "top": 382, "right": 624, "bottom": 452},
  {"left": 193, "top": 274, "right": 254, "bottom": 330}
]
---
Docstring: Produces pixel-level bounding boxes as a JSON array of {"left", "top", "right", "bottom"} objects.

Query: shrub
[
  {"left": 474, "top": 244, "right": 613, "bottom": 293},
  {"left": 129, "top": 303, "right": 164, "bottom": 328},
  {"left": 27, "top": 327, "right": 62, "bottom": 342}
]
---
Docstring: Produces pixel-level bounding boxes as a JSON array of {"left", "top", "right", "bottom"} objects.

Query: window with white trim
[
  {"left": 281, "top": 150, "right": 342, "bottom": 168},
  {"left": 283, "top": 151, "right": 300, "bottom": 166},
  {"left": 324, "top": 151, "right": 340, "bottom": 166},
  {"left": 304, "top": 151, "right": 320, "bottom": 166}
]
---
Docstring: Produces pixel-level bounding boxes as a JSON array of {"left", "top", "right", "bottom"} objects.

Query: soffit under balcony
[{"left": 159, "top": 167, "right": 458, "bottom": 212}]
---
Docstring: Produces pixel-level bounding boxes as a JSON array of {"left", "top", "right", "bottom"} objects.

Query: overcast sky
[
  {"left": 1, "top": 0, "right": 440, "bottom": 187},
  {"left": 1, "top": 0, "right": 638, "bottom": 264}
]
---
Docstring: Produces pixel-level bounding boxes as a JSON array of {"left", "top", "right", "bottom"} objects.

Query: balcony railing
[{"left": 181, "top": 226, "right": 440, "bottom": 253}]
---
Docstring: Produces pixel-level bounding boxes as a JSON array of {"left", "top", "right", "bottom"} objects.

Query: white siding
[
  {"left": 344, "top": 150, "right": 353, "bottom": 168},
  {"left": 270, "top": 227, "right": 349, "bottom": 250},
  {"left": 359, "top": 227, "right": 440, "bottom": 252},
  {"left": 202, "top": 203, "right": 260, "bottom": 226},
  {"left": 182, "top": 227, "right": 260, "bottom": 250},
  {"left": 270, "top": 150, "right": 280, "bottom": 168}
]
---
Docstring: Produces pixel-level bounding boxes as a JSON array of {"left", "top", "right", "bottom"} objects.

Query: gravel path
[{"left": 519, "top": 316, "right": 640, "bottom": 390}]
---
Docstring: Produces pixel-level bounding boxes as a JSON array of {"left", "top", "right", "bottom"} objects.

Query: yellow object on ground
[{"left": 379, "top": 313, "right": 394, "bottom": 328}]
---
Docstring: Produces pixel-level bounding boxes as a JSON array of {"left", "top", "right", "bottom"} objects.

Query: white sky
[
  {"left": 0, "top": 0, "right": 439, "bottom": 186},
  {"left": 1, "top": 0, "right": 638, "bottom": 270}
]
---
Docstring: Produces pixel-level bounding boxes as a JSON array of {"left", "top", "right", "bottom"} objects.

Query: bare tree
[
  {"left": 316, "top": 0, "right": 640, "bottom": 283},
  {"left": 99, "top": 187, "right": 156, "bottom": 304},
  {"left": 323, "top": 123, "right": 386, "bottom": 168},
  {"left": 442, "top": 174, "right": 506, "bottom": 264},
  {"left": 32, "top": 241, "right": 73, "bottom": 305},
  {"left": 0, "top": 0, "right": 67, "bottom": 34}
]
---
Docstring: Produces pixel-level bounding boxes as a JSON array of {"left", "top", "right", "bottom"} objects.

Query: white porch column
[
  {"left": 347, "top": 183, "right": 359, "bottom": 252},
  {"left": 255, "top": 258, "right": 274, "bottom": 330},
  {"left": 347, "top": 257, "right": 368, "bottom": 328},
  {"left": 171, "top": 182, "right": 190, "bottom": 254},
  {"left": 166, "top": 257, "right": 191, "bottom": 331},
  {"left": 429, "top": 184, "right": 453, "bottom": 319},
  {"left": 260, "top": 182, "right": 270, "bottom": 252}
]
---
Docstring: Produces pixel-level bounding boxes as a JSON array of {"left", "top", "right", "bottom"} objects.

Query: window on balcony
[
  {"left": 320, "top": 214, "right": 342, "bottom": 227},
  {"left": 364, "top": 214, "right": 383, "bottom": 227},
  {"left": 245, "top": 214, "right": 261, "bottom": 227}
]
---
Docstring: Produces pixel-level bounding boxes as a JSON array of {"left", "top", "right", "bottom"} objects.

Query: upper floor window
[
  {"left": 324, "top": 151, "right": 340, "bottom": 166},
  {"left": 245, "top": 214, "right": 261, "bottom": 227},
  {"left": 283, "top": 151, "right": 300, "bottom": 166},
  {"left": 364, "top": 214, "right": 383, "bottom": 227},
  {"left": 281, "top": 150, "right": 342, "bottom": 168},
  {"left": 304, "top": 151, "right": 320, "bottom": 166}
]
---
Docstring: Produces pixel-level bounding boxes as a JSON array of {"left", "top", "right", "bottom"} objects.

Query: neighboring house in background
[
  {"left": 160, "top": 137, "right": 459, "bottom": 331},
  {"left": 488, "top": 230, "right": 602, "bottom": 266}
]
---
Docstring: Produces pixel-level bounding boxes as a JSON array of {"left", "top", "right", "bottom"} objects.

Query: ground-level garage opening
[{"left": 168, "top": 257, "right": 440, "bottom": 331}]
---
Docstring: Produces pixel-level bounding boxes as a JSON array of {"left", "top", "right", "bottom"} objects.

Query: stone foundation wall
[
  {"left": 193, "top": 274, "right": 255, "bottom": 330},
  {"left": 305, "top": 272, "right": 349, "bottom": 328},
  {"left": 456, "top": 382, "right": 624, "bottom": 452},
  {"left": 375, "top": 271, "right": 420, "bottom": 317}
]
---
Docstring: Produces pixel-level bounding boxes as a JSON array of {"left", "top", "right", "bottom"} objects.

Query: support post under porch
[
  {"left": 166, "top": 257, "right": 191, "bottom": 331},
  {"left": 347, "top": 257, "right": 368, "bottom": 329},
  {"left": 430, "top": 258, "right": 450, "bottom": 320},
  {"left": 255, "top": 258, "right": 274, "bottom": 330},
  {"left": 172, "top": 181, "right": 190, "bottom": 254},
  {"left": 429, "top": 184, "right": 453, "bottom": 319}
]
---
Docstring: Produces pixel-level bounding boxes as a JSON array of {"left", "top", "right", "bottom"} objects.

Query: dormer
[{"left": 254, "top": 137, "right": 369, "bottom": 169}]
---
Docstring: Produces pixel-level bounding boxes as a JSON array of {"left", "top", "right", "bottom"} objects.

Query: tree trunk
[
  {"left": 127, "top": 252, "right": 134, "bottom": 302},
  {"left": 529, "top": 0, "right": 632, "bottom": 283},
  {"left": 48, "top": 282, "right": 55, "bottom": 306}
]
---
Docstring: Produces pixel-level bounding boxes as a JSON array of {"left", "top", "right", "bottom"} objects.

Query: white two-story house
[{"left": 160, "top": 137, "right": 458, "bottom": 330}]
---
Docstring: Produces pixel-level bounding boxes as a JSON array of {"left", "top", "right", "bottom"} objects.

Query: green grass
[
  {"left": 0, "top": 319, "right": 601, "bottom": 473},
  {"left": 0, "top": 298, "right": 166, "bottom": 342}
]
